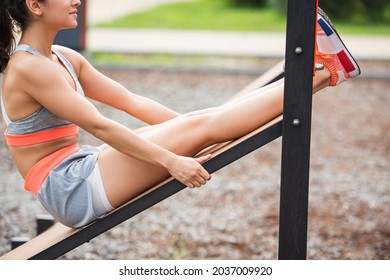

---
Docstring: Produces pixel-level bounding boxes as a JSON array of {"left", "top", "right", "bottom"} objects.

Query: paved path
[
  {"left": 85, "top": 0, "right": 390, "bottom": 60},
  {"left": 87, "top": 29, "right": 390, "bottom": 60}
]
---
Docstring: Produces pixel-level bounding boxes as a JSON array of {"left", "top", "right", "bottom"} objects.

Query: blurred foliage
[
  {"left": 227, "top": 0, "right": 268, "bottom": 7},
  {"left": 228, "top": 0, "right": 390, "bottom": 23},
  {"left": 99, "top": 0, "right": 389, "bottom": 35},
  {"left": 317, "top": 0, "right": 390, "bottom": 23}
]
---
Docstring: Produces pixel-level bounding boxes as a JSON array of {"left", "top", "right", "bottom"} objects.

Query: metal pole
[{"left": 278, "top": 0, "right": 317, "bottom": 260}]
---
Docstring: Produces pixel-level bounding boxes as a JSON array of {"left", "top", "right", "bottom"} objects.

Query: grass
[
  {"left": 96, "top": 0, "right": 390, "bottom": 35},
  {"left": 91, "top": 52, "right": 206, "bottom": 68},
  {"left": 90, "top": 52, "right": 278, "bottom": 71},
  {"left": 97, "top": 0, "right": 287, "bottom": 32}
]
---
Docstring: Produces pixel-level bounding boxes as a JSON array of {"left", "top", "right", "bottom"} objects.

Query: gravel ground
[{"left": 0, "top": 60, "right": 389, "bottom": 260}]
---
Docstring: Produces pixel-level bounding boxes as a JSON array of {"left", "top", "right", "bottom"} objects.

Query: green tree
[
  {"left": 267, "top": 0, "right": 390, "bottom": 23},
  {"left": 227, "top": 0, "right": 268, "bottom": 8}
]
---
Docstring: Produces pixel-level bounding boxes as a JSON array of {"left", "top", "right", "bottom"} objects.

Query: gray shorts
[{"left": 38, "top": 145, "right": 113, "bottom": 228}]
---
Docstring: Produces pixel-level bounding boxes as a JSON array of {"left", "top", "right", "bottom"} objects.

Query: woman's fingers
[
  {"left": 191, "top": 158, "right": 211, "bottom": 188},
  {"left": 167, "top": 155, "right": 211, "bottom": 189},
  {"left": 188, "top": 173, "right": 209, "bottom": 189},
  {"left": 188, "top": 166, "right": 209, "bottom": 188},
  {"left": 196, "top": 154, "right": 212, "bottom": 164},
  {"left": 195, "top": 154, "right": 212, "bottom": 183}
]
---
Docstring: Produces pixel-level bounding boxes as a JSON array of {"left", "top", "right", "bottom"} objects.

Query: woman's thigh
[
  {"left": 97, "top": 116, "right": 211, "bottom": 208},
  {"left": 97, "top": 146, "right": 170, "bottom": 208}
]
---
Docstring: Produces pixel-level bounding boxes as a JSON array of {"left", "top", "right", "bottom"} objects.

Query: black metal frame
[{"left": 279, "top": 0, "right": 317, "bottom": 259}]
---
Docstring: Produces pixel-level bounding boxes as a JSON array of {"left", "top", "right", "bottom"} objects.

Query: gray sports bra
[{"left": 1, "top": 44, "right": 84, "bottom": 137}]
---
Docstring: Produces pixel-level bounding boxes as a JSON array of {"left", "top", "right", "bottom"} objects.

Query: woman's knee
[
  {"left": 183, "top": 113, "right": 211, "bottom": 131},
  {"left": 181, "top": 113, "right": 219, "bottom": 145}
]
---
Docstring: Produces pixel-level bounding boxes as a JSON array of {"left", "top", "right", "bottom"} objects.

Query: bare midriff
[{"left": 9, "top": 135, "right": 78, "bottom": 179}]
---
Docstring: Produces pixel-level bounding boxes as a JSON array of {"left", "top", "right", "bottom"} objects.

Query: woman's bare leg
[
  {"left": 98, "top": 68, "right": 330, "bottom": 208},
  {"left": 137, "top": 69, "right": 325, "bottom": 135}
]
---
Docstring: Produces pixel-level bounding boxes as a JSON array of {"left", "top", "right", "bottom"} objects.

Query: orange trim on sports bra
[
  {"left": 5, "top": 124, "right": 79, "bottom": 146},
  {"left": 24, "top": 144, "right": 80, "bottom": 195}
]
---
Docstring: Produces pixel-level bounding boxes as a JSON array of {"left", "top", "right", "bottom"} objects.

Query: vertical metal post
[
  {"left": 11, "top": 237, "right": 30, "bottom": 250},
  {"left": 278, "top": 0, "right": 317, "bottom": 259},
  {"left": 36, "top": 214, "right": 55, "bottom": 235}
]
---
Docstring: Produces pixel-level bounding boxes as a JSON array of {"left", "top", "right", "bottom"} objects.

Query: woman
[{"left": 0, "top": 1, "right": 360, "bottom": 228}]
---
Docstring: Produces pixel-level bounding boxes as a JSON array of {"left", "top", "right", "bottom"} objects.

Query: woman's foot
[{"left": 315, "top": 8, "right": 361, "bottom": 86}]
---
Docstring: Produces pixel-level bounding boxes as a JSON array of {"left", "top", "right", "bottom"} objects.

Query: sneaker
[{"left": 315, "top": 8, "right": 361, "bottom": 86}]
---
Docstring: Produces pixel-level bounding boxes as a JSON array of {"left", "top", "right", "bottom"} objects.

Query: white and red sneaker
[{"left": 315, "top": 8, "right": 361, "bottom": 86}]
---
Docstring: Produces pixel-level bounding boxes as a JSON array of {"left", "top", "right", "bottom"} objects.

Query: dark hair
[{"left": 0, "top": 0, "right": 44, "bottom": 73}]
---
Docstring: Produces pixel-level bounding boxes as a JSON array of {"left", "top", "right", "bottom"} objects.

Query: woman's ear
[{"left": 25, "top": 0, "right": 43, "bottom": 17}]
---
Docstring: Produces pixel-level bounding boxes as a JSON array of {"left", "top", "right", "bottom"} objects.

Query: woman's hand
[{"left": 166, "top": 154, "right": 212, "bottom": 188}]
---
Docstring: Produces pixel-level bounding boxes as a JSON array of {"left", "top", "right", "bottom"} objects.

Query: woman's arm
[
  {"left": 17, "top": 55, "right": 210, "bottom": 188},
  {"left": 56, "top": 46, "right": 180, "bottom": 125}
]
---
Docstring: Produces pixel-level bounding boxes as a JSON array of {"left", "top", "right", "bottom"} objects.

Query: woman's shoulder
[
  {"left": 53, "top": 45, "right": 88, "bottom": 77},
  {"left": 6, "top": 48, "right": 69, "bottom": 90},
  {"left": 52, "top": 45, "right": 80, "bottom": 58},
  {"left": 52, "top": 45, "right": 86, "bottom": 71},
  {"left": 6, "top": 50, "right": 45, "bottom": 81}
]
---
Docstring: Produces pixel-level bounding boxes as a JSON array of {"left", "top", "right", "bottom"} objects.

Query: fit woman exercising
[{"left": 0, "top": 1, "right": 360, "bottom": 228}]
